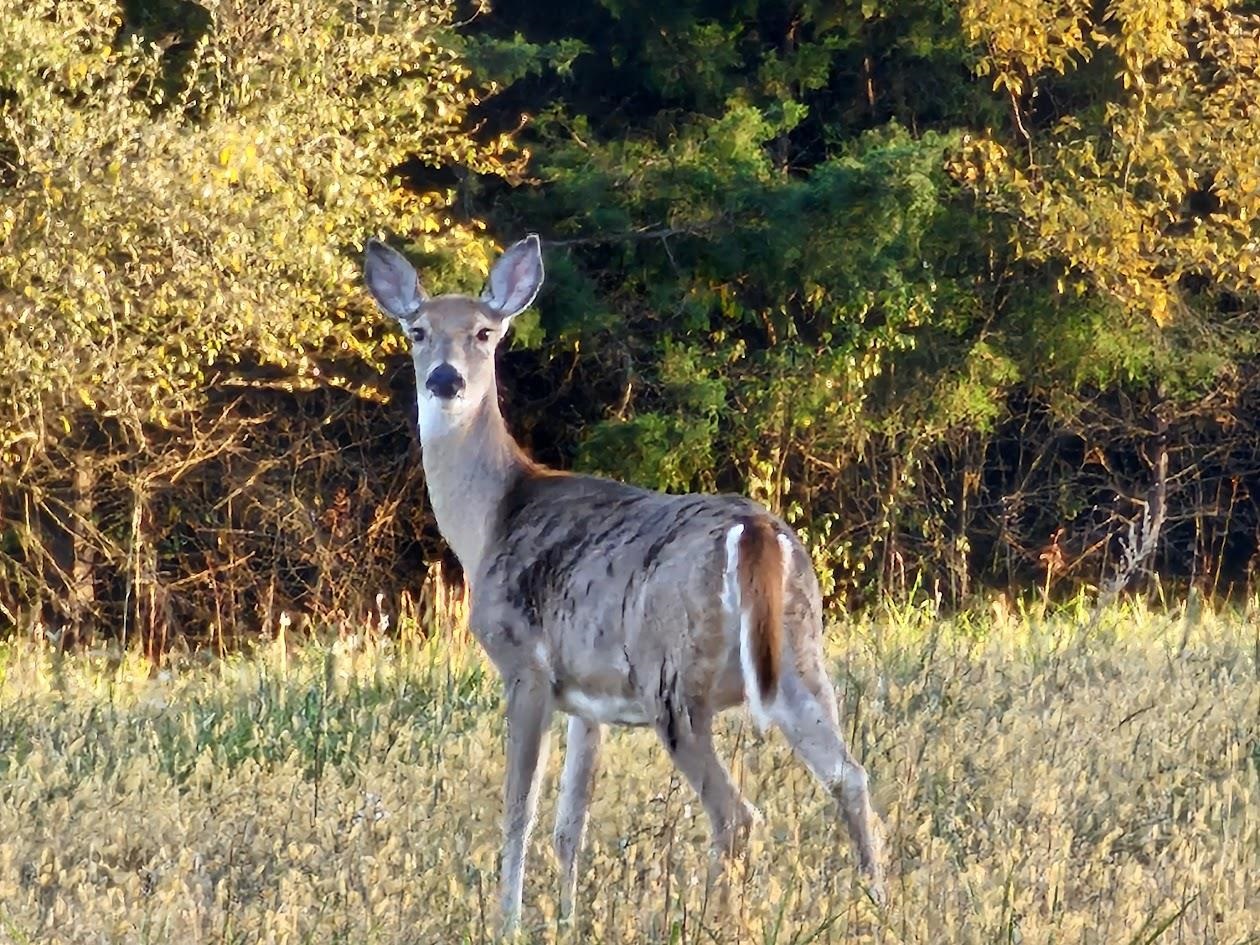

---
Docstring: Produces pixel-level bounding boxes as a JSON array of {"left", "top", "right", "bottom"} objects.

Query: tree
[
  {"left": 0, "top": 0, "right": 518, "bottom": 644},
  {"left": 462, "top": 0, "right": 1260, "bottom": 602}
]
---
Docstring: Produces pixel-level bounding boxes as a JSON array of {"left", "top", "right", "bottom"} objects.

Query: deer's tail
[{"left": 724, "top": 517, "right": 791, "bottom": 731}]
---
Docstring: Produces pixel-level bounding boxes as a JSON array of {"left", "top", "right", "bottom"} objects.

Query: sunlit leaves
[
  {"left": 0, "top": 0, "right": 515, "bottom": 456},
  {"left": 962, "top": 0, "right": 1095, "bottom": 95},
  {"left": 957, "top": 1, "right": 1260, "bottom": 327}
]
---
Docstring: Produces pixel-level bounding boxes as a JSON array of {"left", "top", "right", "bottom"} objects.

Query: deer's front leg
[
  {"left": 500, "top": 667, "right": 553, "bottom": 937},
  {"left": 553, "top": 715, "right": 603, "bottom": 921}
]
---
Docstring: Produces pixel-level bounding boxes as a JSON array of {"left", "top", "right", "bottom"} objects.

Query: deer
[{"left": 362, "top": 233, "right": 886, "bottom": 935}]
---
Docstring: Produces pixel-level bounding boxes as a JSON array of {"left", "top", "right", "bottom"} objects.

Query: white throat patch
[{"left": 416, "top": 391, "right": 466, "bottom": 442}]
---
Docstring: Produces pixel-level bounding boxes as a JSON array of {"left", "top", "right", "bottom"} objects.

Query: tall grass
[{"left": 0, "top": 597, "right": 1256, "bottom": 943}]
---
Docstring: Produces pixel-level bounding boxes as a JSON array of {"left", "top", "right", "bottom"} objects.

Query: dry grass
[{"left": 0, "top": 598, "right": 1257, "bottom": 944}]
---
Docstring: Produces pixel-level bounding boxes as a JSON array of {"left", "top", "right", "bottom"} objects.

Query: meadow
[{"left": 0, "top": 598, "right": 1256, "bottom": 945}]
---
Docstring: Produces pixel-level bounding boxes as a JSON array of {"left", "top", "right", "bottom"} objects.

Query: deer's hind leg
[
  {"left": 772, "top": 653, "right": 886, "bottom": 902},
  {"left": 655, "top": 704, "right": 758, "bottom": 864}
]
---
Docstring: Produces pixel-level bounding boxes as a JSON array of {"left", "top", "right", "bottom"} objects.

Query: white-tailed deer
[{"left": 363, "top": 234, "right": 885, "bottom": 934}]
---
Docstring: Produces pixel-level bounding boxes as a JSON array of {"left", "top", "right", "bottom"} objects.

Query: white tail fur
[{"left": 725, "top": 524, "right": 770, "bottom": 731}]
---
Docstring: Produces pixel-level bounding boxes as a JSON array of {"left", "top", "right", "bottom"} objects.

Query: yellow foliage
[
  {"left": 955, "top": 1, "right": 1260, "bottom": 325},
  {"left": 962, "top": 0, "right": 1095, "bottom": 91},
  {"left": 0, "top": 0, "right": 515, "bottom": 456}
]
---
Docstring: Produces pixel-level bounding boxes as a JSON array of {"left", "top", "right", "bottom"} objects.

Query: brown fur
[{"left": 737, "top": 517, "right": 784, "bottom": 701}]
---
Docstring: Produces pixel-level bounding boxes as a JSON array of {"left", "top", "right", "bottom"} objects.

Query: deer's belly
[{"left": 556, "top": 688, "right": 652, "bottom": 726}]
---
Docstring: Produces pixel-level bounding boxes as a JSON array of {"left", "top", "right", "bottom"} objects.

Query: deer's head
[{"left": 363, "top": 235, "right": 544, "bottom": 435}]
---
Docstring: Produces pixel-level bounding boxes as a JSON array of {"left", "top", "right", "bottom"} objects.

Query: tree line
[{"left": 2, "top": 0, "right": 1258, "bottom": 650}]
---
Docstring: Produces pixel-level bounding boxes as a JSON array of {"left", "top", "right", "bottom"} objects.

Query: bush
[{"left": 0, "top": 0, "right": 517, "bottom": 646}]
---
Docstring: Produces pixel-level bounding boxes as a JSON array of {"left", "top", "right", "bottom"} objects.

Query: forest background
[{"left": 3, "top": 0, "right": 1259, "bottom": 652}]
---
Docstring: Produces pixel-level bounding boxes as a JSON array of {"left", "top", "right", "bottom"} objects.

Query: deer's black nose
[{"left": 425, "top": 363, "right": 465, "bottom": 400}]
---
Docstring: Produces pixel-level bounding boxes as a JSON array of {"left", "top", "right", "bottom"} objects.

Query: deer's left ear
[
  {"left": 481, "top": 234, "right": 544, "bottom": 322},
  {"left": 364, "top": 238, "right": 428, "bottom": 321}
]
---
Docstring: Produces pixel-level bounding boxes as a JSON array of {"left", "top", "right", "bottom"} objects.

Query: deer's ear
[
  {"left": 481, "top": 234, "right": 544, "bottom": 322},
  {"left": 364, "top": 239, "right": 427, "bottom": 321}
]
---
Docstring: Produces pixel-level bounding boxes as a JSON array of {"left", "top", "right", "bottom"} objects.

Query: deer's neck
[{"left": 418, "top": 393, "right": 530, "bottom": 577}]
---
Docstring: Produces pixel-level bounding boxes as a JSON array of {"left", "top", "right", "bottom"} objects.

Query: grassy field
[{"left": 0, "top": 599, "right": 1256, "bottom": 944}]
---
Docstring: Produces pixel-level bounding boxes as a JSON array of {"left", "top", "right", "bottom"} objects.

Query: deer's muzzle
[{"left": 426, "top": 363, "right": 466, "bottom": 400}]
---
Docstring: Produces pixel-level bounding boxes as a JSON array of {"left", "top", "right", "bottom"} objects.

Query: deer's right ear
[
  {"left": 363, "top": 239, "right": 428, "bottom": 321},
  {"left": 481, "top": 234, "right": 544, "bottom": 322}
]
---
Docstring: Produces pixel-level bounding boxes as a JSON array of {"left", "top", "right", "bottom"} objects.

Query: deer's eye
[
  {"left": 411, "top": 326, "right": 427, "bottom": 343},
  {"left": 475, "top": 327, "right": 492, "bottom": 343}
]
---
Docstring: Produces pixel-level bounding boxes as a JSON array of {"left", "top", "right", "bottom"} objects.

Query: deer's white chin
[{"left": 417, "top": 392, "right": 468, "bottom": 439}]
